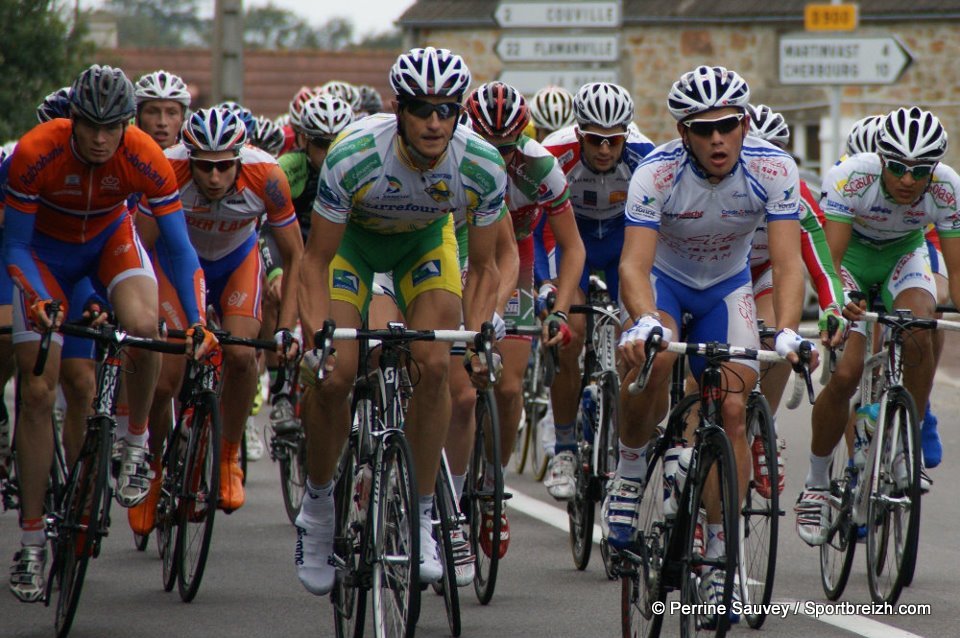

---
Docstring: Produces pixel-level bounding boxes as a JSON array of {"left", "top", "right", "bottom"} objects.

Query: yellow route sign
[{"left": 805, "top": 3, "right": 859, "bottom": 32}]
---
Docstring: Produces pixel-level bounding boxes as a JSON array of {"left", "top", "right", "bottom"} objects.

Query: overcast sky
[{"left": 83, "top": 0, "right": 418, "bottom": 41}]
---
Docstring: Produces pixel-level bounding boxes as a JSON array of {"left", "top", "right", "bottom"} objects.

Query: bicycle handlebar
[{"left": 33, "top": 301, "right": 62, "bottom": 376}]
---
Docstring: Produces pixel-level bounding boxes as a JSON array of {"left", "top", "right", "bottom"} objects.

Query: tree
[
  {"left": 104, "top": 0, "right": 208, "bottom": 48},
  {"left": 0, "top": 0, "right": 93, "bottom": 142},
  {"left": 243, "top": 5, "right": 354, "bottom": 51}
]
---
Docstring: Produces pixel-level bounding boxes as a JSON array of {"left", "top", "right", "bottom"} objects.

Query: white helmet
[
  {"left": 389, "top": 47, "right": 471, "bottom": 99},
  {"left": 667, "top": 66, "right": 750, "bottom": 121},
  {"left": 250, "top": 115, "right": 286, "bottom": 157},
  {"left": 573, "top": 83, "right": 634, "bottom": 129},
  {"left": 299, "top": 95, "right": 353, "bottom": 139},
  {"left": 846, "top": 115, "right": 884, "bottom": 155},
  {"left": 134, "top": 70, "right": 191, "bottom": 108},
  {"left": 876, "top": 107, "right": 947, "bottom": 162},
  {"left": 747, "top": 104, "right": 789, "bottom": 148},
  {"left": 181, "top": 108, "right": 247, "bottom": 155},
  {"left": 288, "top": 86, "right": 317, "bottom": 131},
  {"left": 319, "top": 80, "right": 362, "bottom": 113},
  {"left": 529, "top": 86, "right": 575, "bottom": 132}
]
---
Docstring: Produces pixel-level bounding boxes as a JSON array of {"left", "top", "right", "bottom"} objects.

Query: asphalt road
[{"left": 3, "top": 363, "right": 959, "bottom": 638}]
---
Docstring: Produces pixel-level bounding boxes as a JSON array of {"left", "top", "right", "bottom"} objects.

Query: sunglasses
[
  {"left": 191, "top": 158, "right": 238, "bottom": 174},
  {"left": 580, "top": 131, "right": 628, "bottom": 147},
  {"left": 308, "top": 137, "right": 334, "bottom": 150},
  {"left": 404, "top": 99, "right": 461, "bottom": 121},
  {"left": 682, "top": 113, "right": 745, "bottom": 137},
  {"left": 883, "top": 158, "right": 936, "bottom": 180}
]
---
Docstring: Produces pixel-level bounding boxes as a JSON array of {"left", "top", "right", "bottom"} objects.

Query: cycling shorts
[
  {"left": 330, "top": 215, "right": 460, "bottom": 316},
  {"left": 651, "top": 266, "right": 759, "bottom": 379},
  {"left": 751, "top": 260, "right": 773, "bottom": 301},
  {"left": 927, "top": 239, "right": 947, "bottom": 278},
  {"left": 556, "top": 215, "right": 624, "bottom": 302},
  {"left": 533, "top": 213, "right": 557, "bottom": 286},
  {"left": 0, "top": 226, "right": 11, "bottom": 307}
]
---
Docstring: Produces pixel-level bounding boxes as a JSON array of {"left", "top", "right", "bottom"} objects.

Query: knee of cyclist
[
  {"left": 720, "top": 400, "right": 747, "bottom": 436},
  {"left": 223, "top": 344, "right": 257, "bottom": 375},
  {"left": 416, "top": 360, "right": 449, "bottom": 393},
  {"left": 121, "top": 315, "right": 160, "bottom": 339},
  {"left": 829, "top": 364, "right": 862, "bottom": 396},
  {"left": 60, "top": 373, "right": 96, "bottom": 403},
  {"left": 19, "top": 378, "right": 57, "bottom": 410}
]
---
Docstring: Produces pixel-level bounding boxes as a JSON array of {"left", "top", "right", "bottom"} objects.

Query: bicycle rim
[
  {"left": 372, "top": 432, "right": 420, "bottom": 638},
  {"left": 159, "top": 424, "right": 188, "bottom": 592},
  {"left": 333, "top": 442, "right": 366, "bottom": 638},
  {"left": 621, "top": 439, "right": 667, "bottom": 638},
  {"left": 514, "top": 357, "right": 537, "bottom": 475},
  {"left": 741, "top": 396, "right": 778, "bottom": 629},
  {"left": 530, "top": 400, "right": 550, "bottom": 482},
  {"left": 470, "top": 389, "right": 503, "bottom": 604},
  {"left": 598, "top": 373, "right": 621, "bottom": 580},
  {"left": 54, "top": 418, "right": 109, "bottom": 638},
  {"left": 279, "top": 434, "right": 307, "bottom": 525},
  {"left": 866, "top": 388, "right": 920, "bottom": 604},
  {"left": 819, "top": 445, "right": 857, "bottom": 601},
  {"left": 176, "top": 393, "right": 221, "bottom": 602},
  {"left": 680, "top": 428, "right": 738, "bottom": 638},
  {"left": 435, "top": 471, "right": 461, "bottom": 636},
  {"left": 569, "top": 400, "right": 595, "bottom": 571}
]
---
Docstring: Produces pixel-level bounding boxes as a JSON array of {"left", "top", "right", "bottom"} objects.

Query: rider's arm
[
  {"left": 768, "top": 217, "right": 805, "bottom": 331},
  {"left": 152, "top": 208, "right": 205, "bottom": 326},
  {"left": 2, "top": 205, "right": 48, "bottom": 305},
  {"left": 823, "top": 219, "right": 853, "bottom": 279},
  {"left": 798, "top": 182, "right": 844, "bottom": 311},
  {"left": 260, "top": 163, "right": 303, "bottom": 331},
  {"left": 618, "top": 225, "right": 659, "bottom": 322},
  {"left": 464, "top": 208, "right": 502, "bottom": 332},
  {"left": 545, "top": 201, "right": 584, "bottom": 316},
  {"left": 494, "top": 214, "right": 519, "bottom": 316},
  {"left": 938, "top": 234, "right": 960, "bottom": 310},
  {"left": 299, "top": 215, "right": 345, "bottom": 349}
]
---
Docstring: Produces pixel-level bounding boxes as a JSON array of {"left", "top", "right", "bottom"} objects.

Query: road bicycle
[
  {"left": 819, "top": 302, "right": 960, "bottom": 604},
  {"left": 325, "top": 320, "right": 491, "bottom": 638},
  {"left": 513, "top": 308, "right": 558, "bottom": 481}
]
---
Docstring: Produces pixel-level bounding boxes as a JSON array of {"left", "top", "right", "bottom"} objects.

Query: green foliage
[
  {"left": 0, "top": 0, "right": 93, "bottom": 141},
  {"left": 244, "top": 4, "right": 354, "bottom": 50},
  {"left": 105, "top": 0, "right": 208, "bottom": 47}
]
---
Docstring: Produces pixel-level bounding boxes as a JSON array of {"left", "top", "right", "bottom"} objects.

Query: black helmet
[{"left": 70, "top": 64, "right": 135, "bottom": 125}]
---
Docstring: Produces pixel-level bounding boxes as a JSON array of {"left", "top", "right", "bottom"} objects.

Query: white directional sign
[
  {"left": 496, "top": 34, "right": 619, "bottom": 63},
  {"left": 779, "top": 35, "right": 912, "bottom": 85},
  {"left": 499, "top": 68, "right": 620, "bottom": 94},
  {"left": 494, "top": 1, "right": 621, "bottom": 28}
]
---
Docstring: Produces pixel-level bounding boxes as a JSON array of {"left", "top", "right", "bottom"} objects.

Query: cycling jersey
[
  {"left": 2, "top": 119, "right": 204, "bottom": 325},
  {"left": 626, "top": 137, "right": 801, "bottom": 290},
  {"left": 278, "top": 149, "right": 319, "bottom": 240},
  {"left": 154, "top": 143, "right": 297, "bottom": 262},
  {"left": 751, "top": 179, "right": 843, "bottom": 310},
  {"left": 314, "top": 113, "right": 507, "bottom": 233},
  {"left": 505, "top": 135, "right": 572, "bottom": 241},
  {"left": 821, "top": 153, "right": 960, "bottom": 245},
  {"left": 542, "top": 125, "right": 654, "bottom": 240}
]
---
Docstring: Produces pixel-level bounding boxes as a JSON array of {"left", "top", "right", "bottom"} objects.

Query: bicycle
[
  {"left": 620, "top": 334, "right": 812, "bottom": 638},
  {"left": 266, "top": 356, "right": 306, "bottom": 525},
  {"left": 324, "top": 320, "right": 492, "bottom": 638},
  {"left": 512, "top": 303, "right": 559, "bottom": 481},
  {"left": 818, "top": 301, "right": 960, "bottom": 605},
  {"left": 567, "top": 276, "right": 621, "bottom": 576},
  {"left": 35, "top": 318, "right": 184, "bottom": 638}
]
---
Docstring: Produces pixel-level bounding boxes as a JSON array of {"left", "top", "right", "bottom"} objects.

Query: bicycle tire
[
  {"left": 740, "top": 394, "right": 778, "bottom": 629},
  {"left": 159, "top": 421, "right": 188, "bottom": 592},
  {"left": 621, "top": 432, "right": 668, "bottom": 638},
  {"left": 176, "top": 391, "right": 221, "bottom": 602},
  {"left": 52, "top": 416, "right": 111, "bottom": 638},
  {"left": 514, "top": 350, "right": 539, "bottom": 475},
  {"left": 530, "top": 402, "right": 550, "bottom": 482},
  {"left": 680, "top": 426, "right": 738, "bottom": 638},
  {"left": 866, "top": 387, "right": 920, "bottom": 605},
  {"left": 598, "top": 372, "right": 621, "bottom": 580},
  {"left": 278, "top": 432, "right": 307, "bottom": 525},
  {"left": 332, "top": 436, "right": 367, "bottom": 638},
  {"left": 569, "top": 388, "right": 595, "bottom": 571},
  {"left": 468, "top": 388, "right": 503, "bottom": 605},
  {"left": 371, "top": 431, "right": 420, "bottom": 638},
  {"left": 819, "top": 444, "right": 857, "bottom": 601},
  {"left": 434, "top": 469, "right": 461, "bottom": 637}
]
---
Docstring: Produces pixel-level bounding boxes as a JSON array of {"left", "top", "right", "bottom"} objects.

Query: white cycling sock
[
  {"left": 300, "top": 479, "right": 334, "bottom": 523},
  {"left": 419, "top": 494, "right": 434, "bottom": 530},
  {"left": 805, "top": 452, "right": 832, "bottom": 489},
  {"left": 617, "top": 440, "right": 647, "bottom": 479}
]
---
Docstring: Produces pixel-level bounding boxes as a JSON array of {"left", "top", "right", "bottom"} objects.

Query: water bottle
[
  {"left": 853, "top": 403, "right": 879, "bottom": 469},
  {"left": 580, "top": 384, "right": 598, "bottom": 443}
]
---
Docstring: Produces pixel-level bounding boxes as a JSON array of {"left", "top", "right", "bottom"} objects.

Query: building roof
[
  {"left": 105, "top": 48, "right": 399, "bottom": 118},
  {"left": 398, "top": 0, "right": 960, "bottom": 28}
]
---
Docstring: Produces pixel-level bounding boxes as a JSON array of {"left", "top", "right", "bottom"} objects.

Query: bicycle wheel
[
  {"left": 159, "top": 422, "right": 188, "bottom": 592},
  {"left": 598, "top": 372, "right": 621, "bottom": 580},
  {"left": 568, "top": 390, "right": 595, "bottom": 571},
  {"left": 680, "top": 426, "right": 738, "bottom": 638},
  {"left": 434, "top": 470, "right": 461, "bottom": 637},
  {"left": 740, "top": 394, "right": 778, "bottom": 629},
  {"left": 866, "top": 387, "right": 920, "bottom": 604},
  {"left": 468, "top": 388, "right": 503, "bottom": 605},
  {"left": 51, "top": 417, "right": 110, "bottom": 638},
  {"left": 819, "top": 443, "right": 857, "bottom": 601},
  {"left": 332, "top": 439, "right": 366, "bottom": 638},
  {"left": 176, "top": 392, "right": 221, "bottom": 602},
  {"left": 278, "top": 431, "right": 307, "bottom": 525},
  {"left": 371, "top": 431, "right": 420, "bottom": 638},
  {"left": 514, "top": 350, "right": 539, "bottom": 475},
  {"left": 621, "top": 434, "right": 668, "bottom": 638}
]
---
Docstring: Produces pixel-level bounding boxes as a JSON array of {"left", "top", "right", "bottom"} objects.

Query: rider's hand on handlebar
[
  {"left": 618, "top": 314, "right": 671, "bottom": 369},
  {"left": 300, "top": 347, "right": 337, "bottom": 386},
  {"left": 542, "top": 311, "right": 571, "bottom": 347},
  {"left": 28, "top": 298, "right": 63, "bottom": 332},
  {"left": 775, "top": 328, "right": 820, "bottom": 372},
  {"left": 185, "top": 323, "right": 218, "bottom": 360},
  {"left": 535, "top": 283, "right": 557, "bottom": 319},
  {"left": 463, "top": 348, "right": 502, "bottom": 389},
  {"left": 817, "top": 303, "right": 847, "bottom": 349},
  {"left": 491, "top": 312, "right": 507, "bottom": 341},
  {"left": 841, "top": 290, "right": 867, "bottom": 322},
  {"left": 274, "top": 328, "right": 301, "bottom": 361}
]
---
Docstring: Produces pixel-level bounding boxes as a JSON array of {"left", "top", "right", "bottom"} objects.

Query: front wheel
[
  {"left": 332, "top": 440, "right": 366, "bottom": 638},
  {"left": 434, "top": 469, "right": 461, "bottom": 637},
  {"left": 467, "top": 389, "right": 503, "bottom": 605},
  {"left": 819, "top": 443, "right": 857, "bottom": 601},
  {"left": 866, "top": 388, "right": 920, "bottom": 605},
  {"left": 597, "top": 373, "right": 621, "bottom": 580},
  {"left": 278, "top": 431, "right": 307, "bottom": 525}
]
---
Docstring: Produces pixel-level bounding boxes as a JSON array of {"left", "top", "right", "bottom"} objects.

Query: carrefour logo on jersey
[
  {"left": 425, "top": 180, "right": 452, "bottom": 203},
  {"left": 385, "top": 175, "right": 403, "bottom": 195},
  {"left": 332, "top": 269, "right": 359, "bottom": 294}
]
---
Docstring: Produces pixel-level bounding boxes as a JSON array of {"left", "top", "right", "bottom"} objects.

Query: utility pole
[{"left": 211, "top": 0, "right": 244, "bottom": 105}]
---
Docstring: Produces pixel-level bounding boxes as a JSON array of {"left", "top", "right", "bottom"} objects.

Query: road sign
[
  {"left": 493, "top": 1, "right": 621, "bottom": 28},
  {"left": 496, "top": 34, "right": 619, "bottom": 63},
  {"left": 804, "top": 3, "right": 858, "bottom": 32},
  {"left": 498, "top": 68, "right": 620, "bottom": 94},
  {"left": 779, "top": 35, "right": 912, "bottom": 85}
]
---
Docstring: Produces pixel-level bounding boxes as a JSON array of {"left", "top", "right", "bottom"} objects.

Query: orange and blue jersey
[{"left": 2, "top": 119, "right": 205, "bottom": 325}]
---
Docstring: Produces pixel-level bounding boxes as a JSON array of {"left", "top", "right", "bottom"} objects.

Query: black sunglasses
[
  {"left": 683, "top": 113, "right": 745, "bottom": 137},
  {"left": 191, "top": 158, "right": 238, "bottom": 174},
  {"left": 404, "top": 99, "right": 461, "bottom": 121},
  {"left": 883, "top": 158, "right": 936, "bottom": 180},
  {"left": 308, "top": 137, "right": 334, "bottom": 151}
]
